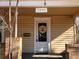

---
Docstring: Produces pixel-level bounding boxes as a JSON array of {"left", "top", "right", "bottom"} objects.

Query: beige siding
[
  {"left": 18, "top": 16, "right": 74, "bottom": 53},
  {"left": 51, "top": 16, "right": 74, "bottom": 53},
  {"left": 17, "top": 16, "right": 74, "bottom": 53},
  {"left": 6, "top": 16, "right": 74, "bottom": 53},
  {"left": 18, "top": 16, "right": 34, "bottom": 53}
]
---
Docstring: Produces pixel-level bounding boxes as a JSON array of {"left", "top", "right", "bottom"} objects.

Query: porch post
[
  {"left": 9, "top": 0, "right": 12, "bottom": 59},
  {"left": 75, "top": 16, "right": 79, "bottom": 43},
  {"left": 15, "top": 0, "right": 19, "bottom": 38}
]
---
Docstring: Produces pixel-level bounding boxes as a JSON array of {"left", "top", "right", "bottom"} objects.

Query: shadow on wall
[{"left": 51, "top": 16, "right": 74, "bottom": 54}]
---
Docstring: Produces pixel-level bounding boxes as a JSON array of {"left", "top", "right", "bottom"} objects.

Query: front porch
[
  {"left": 0, "top": 5, "right": 79, "bottom": 59},
  {"left": 19, "top": 7, "right": 78, "bottom": 59}
]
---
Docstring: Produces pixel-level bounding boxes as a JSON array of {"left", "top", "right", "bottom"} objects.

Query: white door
[{"left": 34, "top": 17, "right": 51, "bottom": 53}]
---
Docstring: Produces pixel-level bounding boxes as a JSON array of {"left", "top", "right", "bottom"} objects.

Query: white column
[
  {"left": 15, "top": 0, "right": 19, "bottom": 38},
  {"left": 15, "top": 8, "right": 18, "bottom": 38}
]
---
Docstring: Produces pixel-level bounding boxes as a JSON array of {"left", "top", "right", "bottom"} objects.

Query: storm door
[{"left": 34, "top": 17, "right": 51, "bottom": 53}]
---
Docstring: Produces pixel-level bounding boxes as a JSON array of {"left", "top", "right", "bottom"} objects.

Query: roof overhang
[{"left": 0, "top": 1, "right": 79, "bottom": 7}]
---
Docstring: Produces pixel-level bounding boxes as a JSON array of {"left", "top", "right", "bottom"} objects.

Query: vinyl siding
[
  {"left": 18, "top": 16, "right": 34, "bottom": 53},
  {"left": 5, "top": 16, "right": 74, "bottom": 53},
  {"left": 17, "top": 16, "right": 74, "bottom": 53},
  {"left": 51, "top": 16, "right": 74, "bottom": 53}
]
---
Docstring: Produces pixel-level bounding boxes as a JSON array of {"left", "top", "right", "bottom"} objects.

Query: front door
[{"left": 34, "top": 17, "right": 51, "bottom": 53}]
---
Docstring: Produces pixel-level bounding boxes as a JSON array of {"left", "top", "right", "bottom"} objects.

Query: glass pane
[
  {"left": 38, "top": 23, "right": 47, "bottom": 42},
  {"left": 0, "top": 32, "right": 2, "bottom": 42},
  {"left": 0, "top": 20, "right": 3, "bottom": 26}
]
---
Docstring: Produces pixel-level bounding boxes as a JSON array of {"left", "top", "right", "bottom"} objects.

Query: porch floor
[{"left": 22, "top": 53, "right": 66, "bottom": 59}]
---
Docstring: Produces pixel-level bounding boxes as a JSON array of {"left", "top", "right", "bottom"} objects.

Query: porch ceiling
[
  {"left": 0, "top": 7, "right": 79, "bottom": 16},
  {"left": 18, "top": 7, "right": 79, "bottom": 16}
]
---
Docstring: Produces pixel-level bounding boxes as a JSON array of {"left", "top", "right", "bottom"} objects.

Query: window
[
  {"left": 0, "top": 20, "right": 3, "bottom": 26},
  {"left": 38, "top": 23, "right": 47, "bottom": 42}
]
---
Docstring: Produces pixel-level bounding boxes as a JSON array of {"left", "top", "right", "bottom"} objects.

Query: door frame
[{"left": 34, "top": 17, "right": 51, "bottom": 53}]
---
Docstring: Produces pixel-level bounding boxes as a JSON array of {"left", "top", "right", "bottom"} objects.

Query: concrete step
[
  {"left": 33, "top": 54, "right": 63, "bottom": 58},
  {"left": 22, "top": 53, "right": 64, "bottom": 59}
]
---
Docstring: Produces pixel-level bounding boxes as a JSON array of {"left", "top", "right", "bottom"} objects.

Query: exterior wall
[
  {"left": 17, "top": 16, "right": 74, "bottom": 53},
  {"left": 18, "top": 16, "right": 34, "bottom": 53},
  {"left": 51, "top": 16, "right": 74, "bottom": 53}
]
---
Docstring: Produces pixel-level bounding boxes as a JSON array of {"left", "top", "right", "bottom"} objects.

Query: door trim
[{"left": 34, "top": 17, "right": 51, "bottom": 53}]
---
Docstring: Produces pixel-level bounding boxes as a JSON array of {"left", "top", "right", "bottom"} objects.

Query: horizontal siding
[
  {"left": 18, "top": 16, "right": 34, "bottom": 53},
  {"left": 51, "top": 16, "right": 74, "bottom": 53},
  {"left": 17, "top": 16, "right": 74, "bottom": 53},
  {"left": 6, "top": 16, "right": 74, "bottom": 53}
]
